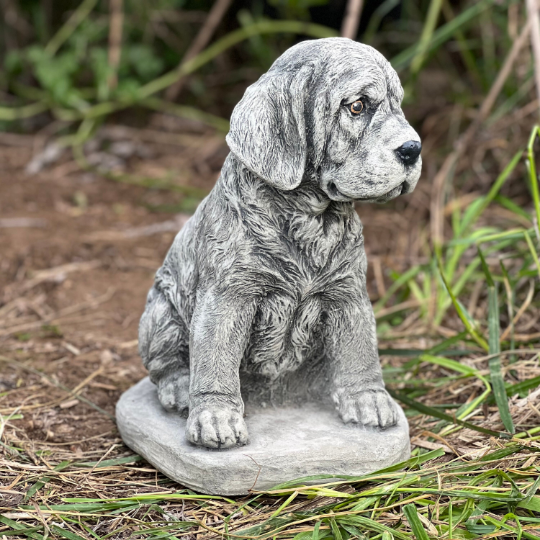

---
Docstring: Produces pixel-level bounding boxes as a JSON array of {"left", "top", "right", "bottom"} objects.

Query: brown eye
[{"left": 350, "top": 100, "right": 364, "bottom": 114}]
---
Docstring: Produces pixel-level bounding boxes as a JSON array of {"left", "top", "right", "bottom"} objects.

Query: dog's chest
[
  {"left": 243, "top": 210, "right": 365, "bottom": 379},
  {"left": 244, "top": 289, "right": 323, "bottom": 378},
  {"left": 251, "top": 202, "right": 363, "bottom": 279}
]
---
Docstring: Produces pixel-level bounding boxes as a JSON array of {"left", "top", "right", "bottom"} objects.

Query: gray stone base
[{"left": 116, "top": 377, "right": 411, "bottom": 495}]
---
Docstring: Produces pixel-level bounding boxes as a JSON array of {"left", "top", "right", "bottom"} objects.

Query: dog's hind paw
[
  {"left": 186, "top": 405, "right": 248, "bottom": 449},
  {"left": 156, "top": 371, "right": 190, "bottom": 415},
  {"left": 334, "top": 389, "right": 398, "bottom": 429}
]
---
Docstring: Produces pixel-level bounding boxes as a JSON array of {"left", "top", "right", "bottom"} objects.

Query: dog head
[{"left": 226, "top": 38, "right": 421, "bottom": 203}]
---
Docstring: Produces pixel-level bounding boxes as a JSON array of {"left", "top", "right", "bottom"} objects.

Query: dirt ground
[
  {"left": 0, "top": 110, "right": 538, "bottom": 519},
  {"left": 0, "top": 119, "right": 432, "bottom": 505}
]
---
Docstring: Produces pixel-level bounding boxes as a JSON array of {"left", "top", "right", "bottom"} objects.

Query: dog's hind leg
[{"left": 139, "top": 286, "right": 190, "bottom": 415}]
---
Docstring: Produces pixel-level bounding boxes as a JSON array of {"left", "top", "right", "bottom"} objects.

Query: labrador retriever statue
[{"left": 139, "top": 38, "right": 422, "bottom": 449}]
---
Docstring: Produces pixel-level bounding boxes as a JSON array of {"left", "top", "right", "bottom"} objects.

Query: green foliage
[
  {"left": 4, "top": 21, "right": 166, "bottom": 107},
  {"left": 268, "top": 0, "right": 330, "bottom": 20},
  {"left": 0, "top": 0, "right": 519, "bottom": 134}
]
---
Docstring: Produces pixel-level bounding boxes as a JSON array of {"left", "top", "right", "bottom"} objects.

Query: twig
[
  {"left": 108, "top": 0, "right": 124, "bottom": 91},
  {"left": 0, "top": 288, "right": 115, "bottom": 336},
  {"left": 372, "top": 256, "right": 387, "bottom": 298},
  {"left": 244, "top": 455, "right": 262, "bottom": 492},
  {"left": 86, "top": 443, "right": 119, "bottom": 477},
  {"left": 0, "top": 355, "right": 115, "bottom": 419},
  {"left": 341, "top": 0, "right": 363, "bottom": 40},
  {"left": 375, "top": 299, "right": 420, "bottom": 319},
  {"left": 430, "top": 19, "right": 532, "bottom": 246},
  {"left": 0, "top": 218, "right": 47, "bottom": 229},
  {"left": 6, "top": 260, "right": 102, "bottom": 297},
  {"left": 67, "top": 366, "right": 105, "bottom": 399},
  {"left": 501, "top": 280, "right": 535, "bottom": 341},
  {"left": 165, "top": 0, "right": 233, "bottom": 101},
  {"left": 527, "top": 0, "right": 540, "bottom": 117},
  {"left": 84, "top": 215, "right": 189, "bottom": 242}
]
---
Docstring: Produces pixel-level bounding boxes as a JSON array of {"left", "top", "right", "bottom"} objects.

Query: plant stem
[
  {"left": 165, "top": 0, "right": 233, "bottom": 101},
  {"left": 341, "top": 0, "right": 364, "bottom": 40},
  {"left": 107, "top": 0, "right": 124, "bottom": 91},
  {"left": 410, "top": 0, "right": 443, "bottom": 76},
  {"left": 44, "top": 0, "right": 99, "bottom": 56}
]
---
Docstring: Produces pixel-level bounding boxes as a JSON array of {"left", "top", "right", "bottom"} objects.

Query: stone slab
[{"left": 116, "top": 377, "right": 411, "bottom": 495}]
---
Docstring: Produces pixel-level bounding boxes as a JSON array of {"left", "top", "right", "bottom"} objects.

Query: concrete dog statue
[{"left": 139, "top": 38, "right": 422, "bottom": 449}]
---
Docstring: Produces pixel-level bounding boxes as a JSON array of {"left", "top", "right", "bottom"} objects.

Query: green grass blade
[
  {"left": 478, "top": 247, "right": 515, "bottom": 434},
  {"left": 504, "top": 375, "right": 540, "bottom": 398},
  {"left": 524, "top": 230, "right": 540, "bottom": 279},
  {"left": 270, "top": 491, "right": 298, "bottom": 518},
  {"left": 142, "top": 97, "right": 230, "bottom": 132},
  {"left": 448, "top": 501, "right": 453, "bottom": 539},
  {"left": 24, "top": 476, "right": 50, "bottom": 501},
  {"left": 527, "top": 126, "right": 540, "bottom": 228},
  {"left": 457, "top": 197, "right": 486, "bottom": 237},
  {"left": 402, "top": 504, "right": 430, "bottom": 540},
  {"left": 448, "top": 228, "right": 526, "bottom": 247},
  {"left": 336, "top": 516, "right": 409, "bottom": 540},
  {"left": 374, "top": 266, "right": 421, "bottom": 311},
  {"left": 495, "top": 195, "right": 533, "bottom": 222},
  {"left": 364, "top": 0, "right": 400, "bottom": 44},
  {"left": 0, "top": 102, "right": 49, "bottom": 121},
  {"left": 44, "top": 0, "right": 99, "bottom": 56},
  {"left": 499, "top": 260, "right": 516, "bottom": 360},
  {"left": 50, "top": 526, "right": 87, "bottom": 540},
  {"left": 138, "top": 20, "right": 337, "bottom": 100},
  {"left": 478, "top": 247, "right": 494, "bottom": 287},
  {"left": 389, "top": 389, "right": 508, "bottom": 437},
  {"left": 419, "top": 354, "right": 477, "bottom": 376},
  {"left": 312, "top": 521, "right": 321, "bottom": 540},
  {"left": 0, "top": 527, "right": 44, "bottom": 538},
  {"left": 437, "top": 255, "right": 488, "bottom": 351},
  {"left": 329, "top": 518, "right": 343, "bottom": 540},
  {"left": 25, "top": 460, "right": 71, "bottom": 501},
  {"left": 459, "top": 150, "right": 522, "bottom": 235},
  {"left": 0, "top": 517, "right": 44, "bottom": 540},
  {"left": 391, "top": 0, "right": 493, "bottom": 71},
  {"left": 420, "top": 353, "right": 492, "bottom": 420},
  {"left": 410, "top": 0, "right": 443, "bottom": 76}
]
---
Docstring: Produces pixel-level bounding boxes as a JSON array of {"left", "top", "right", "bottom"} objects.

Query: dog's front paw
[
  {"left": 334, "top": 389, "right": 397, "bottom": 429},
  {"left": 186, "top": 405, "right": 248, "bottom": 449}
]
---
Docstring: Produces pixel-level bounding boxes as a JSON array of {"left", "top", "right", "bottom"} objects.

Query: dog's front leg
[
  {"left": 327, "top": 291, "right": 397, "bottom": 429},
  {"left": 186, "top": 287, "right": 256, "bottom": 449}
]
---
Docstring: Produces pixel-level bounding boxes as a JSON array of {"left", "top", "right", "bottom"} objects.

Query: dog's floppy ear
[{"left": 226, "top": 66, "right": 311, "bottom": 191}]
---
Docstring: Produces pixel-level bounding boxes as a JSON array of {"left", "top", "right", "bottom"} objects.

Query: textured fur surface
[{"left": 139, "top": 38, "right": 422, "bottom": 449}]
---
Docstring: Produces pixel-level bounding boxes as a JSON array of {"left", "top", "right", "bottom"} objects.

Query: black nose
[{"left": 395, "top": 140, "right": 421, "bottom": 165}]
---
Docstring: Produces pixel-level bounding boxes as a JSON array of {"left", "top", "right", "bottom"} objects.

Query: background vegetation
[{"left": 1, "top": 0, "right": 540, "bottom": 538}]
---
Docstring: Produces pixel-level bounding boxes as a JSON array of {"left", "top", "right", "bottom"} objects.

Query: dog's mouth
[
  {"left": 326, "top": 181, "right": 352, "bottom": 201},
  {"left": 325, "top": 181, "right": 409, "bottom": 203}
]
